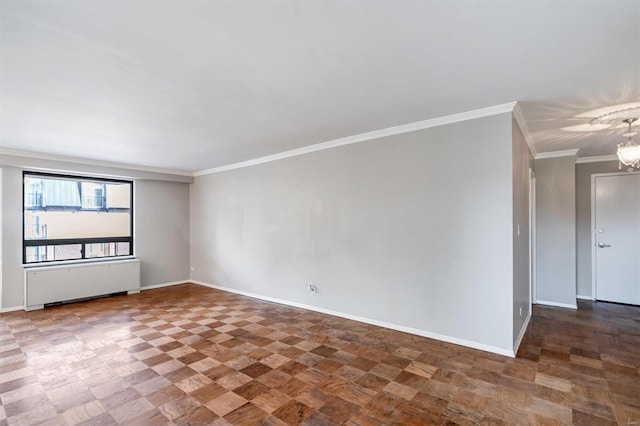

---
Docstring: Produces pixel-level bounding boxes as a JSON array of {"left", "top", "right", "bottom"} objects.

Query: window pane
[
  {"left": 24, "top": 175, "right": 131, "bottom": 241},
  {"left": 25, "top": 245, "right": 82, "bottom": 262},
  {"left": 81, "top": 182, "right": 106, "bottom": 209},
  {"left": 85, "top": 242, "right": 131, "bottom": 258}
]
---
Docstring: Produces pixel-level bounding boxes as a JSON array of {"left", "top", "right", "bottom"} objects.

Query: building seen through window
[{"left": 23, "top": 173, "right": 133, "bottom": 263}]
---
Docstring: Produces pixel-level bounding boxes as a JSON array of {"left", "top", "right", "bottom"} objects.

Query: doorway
[
  {"left": 592, "top": 173, "right": 640, "bottom": 305},
  {"left": 529, "top": 168, "right": 536, "bottom": 305}
]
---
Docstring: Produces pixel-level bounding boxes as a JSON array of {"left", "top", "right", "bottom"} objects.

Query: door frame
[
  {"left": 529, "top": 168, "right": 536, "bottom": 305},
  {"left": 591, "top": 171, "right": 640, "bottom": 300}
]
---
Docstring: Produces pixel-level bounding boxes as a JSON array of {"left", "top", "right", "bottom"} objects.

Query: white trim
[
  {"left": 513, "top": 102, "right": 536, "bottom": 157},
  {"left": 577, "top": 295, "right": 594, "bottom": 300},
  {"left": 529, "top": 168, "right": 537, "bottom": 305},
  {"left": 590, "top": 171, "right": 640, "bottom": 178},
  {"left": 576, "top": 155, "right": 618, "bottom": 164},
  {"left": 592, "top": 173, "right": 597, "bottom": 301},
  {"left": 513, "top": 312, "right": 531, "bottom": 355},
  {"left": 535, "top": 300, "right": 578, "bottom": 309},
  {"left": 0, "top": 147, "right": 193, "bottom": 177},
  {"left": 535, "top": 149, "right": 579, "bottom": 160},
  {"left": 190, "top": 280, "right": 515, "bottom": 357},
  {"left": 140, "top": 281, "right": 190, "bottom": 291},
  {"left": 194, "top": 102, "right": 518, "bottom": 176},
  {"left": 22, "top": 256, "right": 137, "bottom": 269},
  {"left": 0, "top": 306, "right": 24, "bottom": 313}
]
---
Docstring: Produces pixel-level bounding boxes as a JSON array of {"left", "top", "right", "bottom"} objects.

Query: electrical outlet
[
  {"left": 519, "top": 305, "right": 523, "bottom": 316},
  {"left": 308, "top": 284, "right": 317, "bottom": 293},
  {"left": 190, "top": 266, "right": 195, "bottom": 272}
]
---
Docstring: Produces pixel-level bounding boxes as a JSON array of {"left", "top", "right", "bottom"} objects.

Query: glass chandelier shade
[{"left": 617, "top": 118, "right": 640, "bottom": 170}]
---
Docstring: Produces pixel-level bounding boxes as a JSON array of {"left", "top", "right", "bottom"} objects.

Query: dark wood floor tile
[
  {"left": 252, "top": 389, "right": 292, "bottom": 414},
  {"left": 202, "top": 364, "right": 235, "bottom": 381},
  {"left": 368, "top": 392, "right": 433, "bottom": 424},
  {"left": 348, "top": 357, "right": 378, "bottom": 372},
  {"left": 163, "top": 366, "right": 196, "bottom": 383},
  {"left": 261, "top": 413, "right": 291, "bottom": 426},
  {"left": 279, "top": 346, "right": 305, "bottom": 359},
  {"left": 239, "top": 362, "right": 272, "bottom": 379},
  {"left": 311, "top": 345, "right": 338, "bottom": 358},
  {"left": 301, "top": 412, "right": 341, "bottom": 426},
  {"left": 142, "top": 353, "right": 172, "bottom": 367},
  {"left": 443, "top": 400, "right": 484, "bottom": 425},
  {"left": 224, "top": 402, "right": 268, "bottom": 424},
  {"left": 146, "top": 384, "right": 185, "bottom": 407},
  {"left": 256, "top": 369, "right": 292, "bottom": 388},
  {"left": 177, "top": 350, "right": 207, "bottom": 366},
  {"left": 278, "top": 377, "right": 311, "bottom": 398},
  {"left": 278, "top": 360, "right": 307, "bottom": 377},
  {"left": 233, "top": 379, "right": 270, "bottom": 400},
  {"left": 272, "top": 399, "right": 315, "bottom": 424},
  {"left": 318, "top": 396, "right": 359, "bottom": 423},
  {"left": 572, "top": 408, "right": 617, "bottom": 425}
]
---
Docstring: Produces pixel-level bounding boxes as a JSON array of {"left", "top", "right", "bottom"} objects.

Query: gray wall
[
  {"left": 1, "top": 166, "right": 190, "bottom": 309},
  {"left": 135, "top": 179, "right": 190, "bottom": 288},
  {"left": 575, "top": 160, "right": 620, "bottom": 298},
  {"left": 535, "top": 155, "right": 576, "bottom": 307},
  {"left": 191, "top": 113, "right": 516, "bottom": 353},
  {"left": 2, "top": 167, "right": 23, "bottom": 309},
  {"left": 512, "top": 120, "right": 533, "bottom": 344}
]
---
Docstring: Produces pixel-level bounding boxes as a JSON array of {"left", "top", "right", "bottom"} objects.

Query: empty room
[{"left": 0, "top": 0, "right": 639, "bottom": 424}]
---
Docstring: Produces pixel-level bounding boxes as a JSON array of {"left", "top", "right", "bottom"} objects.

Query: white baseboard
[
  {"left": 513, "top": 312, "right": 531, "bottom": 356},
  {"left": 576, "top": 295, "right": 594, "bottom": 301},
  {"left": 536, "top": 300, "right": 578, "bottom": 309},
  {"left": 0, "top": 305, "right": 24, "bottom": 313},
  {"left": 140, "top": 280, "right": 190, "bottom": 291},
  {"left": 190, "top": 280, "right": 515, "bottom": 358}
]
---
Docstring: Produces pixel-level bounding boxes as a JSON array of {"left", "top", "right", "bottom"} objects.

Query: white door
[{"left": 594, "top": 174, "right": 640, "bottom": 305}]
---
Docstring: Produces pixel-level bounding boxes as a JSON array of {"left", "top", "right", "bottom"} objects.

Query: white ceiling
[{"left": 1, "top": 0, "right": 639, "bottom": 173}]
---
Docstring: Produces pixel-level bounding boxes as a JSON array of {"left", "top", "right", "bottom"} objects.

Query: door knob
[{"left": 598, "top": 242, "right": 611, "bottom": 248}]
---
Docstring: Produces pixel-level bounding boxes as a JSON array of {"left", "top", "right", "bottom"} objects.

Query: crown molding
[
  {"left": 194, "top": 101, "right": 518, "bottom": 176},
  {"left": 535, "top": 149, "right": 580, "bottom": 160},
  {"left": 0, "top": 147, "right": 193, "bottom": 177},
  {"left": 512, "top": 102, "right": 536, "bottom": 157},
  {"left": 575, "top": 155, "right": 618, "bottom": 164}
]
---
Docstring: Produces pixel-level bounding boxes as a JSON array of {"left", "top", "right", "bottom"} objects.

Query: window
[{"left": 23, "top": 172, "right": 133, "bottom": 264}]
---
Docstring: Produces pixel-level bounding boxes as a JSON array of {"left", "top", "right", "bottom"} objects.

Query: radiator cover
[{"left": 24, "top": 259, "right": 140, "bottom": 311}]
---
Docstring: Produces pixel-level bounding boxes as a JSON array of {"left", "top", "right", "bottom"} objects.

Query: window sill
[{"left": 22, "top": 256, "right": 137, "bottom": 269}]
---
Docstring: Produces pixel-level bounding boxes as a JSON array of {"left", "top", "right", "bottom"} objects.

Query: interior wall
[
  {"left": 1, "top": 166, "right": 190, "bottom": 309},
  {"left": 2, "top": 167, "right": 23, "bottom": 309},
  {"left": 191, "top": 113, "right": 516, "bottom": 354},
  {"left": 0, "top": 169, "right": 2, "bottom": 309},
  {"left": 135, "top": 179, "right": 190, "bottom": 288},
  {"left": 512, "top": 119, "right": 533, "bottom": 346},
  {"left": 535, "top": 155, "right": 577, "bottom": 308},
  {"left": 575, "top": 160, "right": 623, "bottom": 298}
]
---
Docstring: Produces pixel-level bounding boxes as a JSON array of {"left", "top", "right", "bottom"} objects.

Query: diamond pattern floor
[{"left": 0, "top": 283, "right": 639, "bottom": 425}]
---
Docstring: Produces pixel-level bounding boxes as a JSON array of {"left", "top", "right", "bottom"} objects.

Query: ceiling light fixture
[
  {"left": 616, "top": 118, "right": 640, "bottom": 169},
  {"left": 590, "top": 106, "right": 640, "bottom": 170}
]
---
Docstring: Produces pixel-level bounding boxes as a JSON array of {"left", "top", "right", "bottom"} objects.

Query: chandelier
[
  {"left": 617, "top": 118, "right": 640, "bottom": 169},
  {"left": 590, "top": 107, "right": 640, "bottom": 170}
]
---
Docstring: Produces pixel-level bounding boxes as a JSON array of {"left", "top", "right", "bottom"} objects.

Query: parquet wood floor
[{"left": 0, "top": 283, "right": 638, "bottom": 425}]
